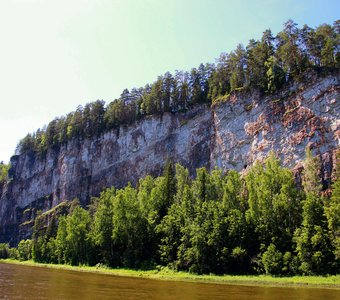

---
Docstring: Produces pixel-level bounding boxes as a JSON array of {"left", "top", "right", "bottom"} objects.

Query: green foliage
[
  {"left": 265, "top": 56, "right": 286, "bottom": 93},
  {"left": 293, "top": 148, "right": 335, "bottom": 275},
  {"left": 325, "top": 151, "right": 340, "bottom": 269},
  {"left": 111, "top": 185, "right": 149, "bottom": 268},
  {"left": 0, "top": 243, "right": 19, "bottom": 259},
  {"left": 8, "top": 248, "right": 19, "bottom": 259},
  {"left": 55, "top": 216, "right": 67, "bottom": 264},
  {"left": 31, "top": 200, "right": 78, "bottom": 264},
  {"left": 0, "top": 243, "right": 10, "bottom": 258},
  {"left": 245, "top": 152, "right": 301, "bottom": 251},
  {"left": 64, "top": 207, "right": 92, "bottom": 265},
  {"left": 262, "top": 244, "right": 283, "bottom": 275},
  {"left": 0, "top": 162, "right": 10, "bottom": 184},
  {"left": 14, "top": 151, "right": 339, "bottom": 275},
  {"left": 276, "top": 20, "right": 303, "bottom": 79},
  {"left": 90, "top": 187, "right": 115, "bottom": 265},
  {"left": 17, "top": 239, "right": 32, "bottom": 261}
]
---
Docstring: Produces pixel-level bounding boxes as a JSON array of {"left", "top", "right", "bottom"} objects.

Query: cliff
[{"left": 0, "top": 73, "right": 339, "bottom": 244}]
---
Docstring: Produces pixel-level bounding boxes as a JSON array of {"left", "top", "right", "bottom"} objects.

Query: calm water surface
[{"left": 0, "top": 263, "right": 339, "bottom": 300}]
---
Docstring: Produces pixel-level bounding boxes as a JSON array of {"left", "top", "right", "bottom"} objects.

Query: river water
[{"left": 0, "top": 263, "right": 339, "bottom": 299}]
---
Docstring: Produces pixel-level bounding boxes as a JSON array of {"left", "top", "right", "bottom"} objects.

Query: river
[{"left": 0, "top": 263, "right": 339, "bottom": 299}]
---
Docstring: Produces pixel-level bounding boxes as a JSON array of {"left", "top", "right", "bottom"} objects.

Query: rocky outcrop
[
  {"left": 211, "top": 74, "right": 339, "bottom": 181},
  {"left": 0, "top": 73, "right": 339, "bottom": 245}
]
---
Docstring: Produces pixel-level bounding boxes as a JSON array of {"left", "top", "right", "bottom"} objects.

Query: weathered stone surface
[
  {"left": 211, "top": 74, "right": 339, "bottom": 173},
  {"left": 0, "top": 74, "right": 339, "bottom": 245}
]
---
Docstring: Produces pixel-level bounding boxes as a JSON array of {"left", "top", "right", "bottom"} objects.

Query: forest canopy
[{"left": 17, "top": 19, "right": 340, "bottom": 156}]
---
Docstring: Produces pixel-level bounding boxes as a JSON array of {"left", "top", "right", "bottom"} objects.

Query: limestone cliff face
[
  {"left": 211, "top": 74, "right": 339, "bottom": 178},
  {"left": 0, "top": 74, "right": 339, "bottom": 244}
]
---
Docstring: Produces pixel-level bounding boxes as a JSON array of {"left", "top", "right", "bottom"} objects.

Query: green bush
[
  {"left": 0, "top": 243, "right": 10, "bottom": 258},
  {"left": 18, "top": 239, "right": 33, "bottom": 261},
  {"left": 262, "top": 244, "right": 283, "bottom": 275}
]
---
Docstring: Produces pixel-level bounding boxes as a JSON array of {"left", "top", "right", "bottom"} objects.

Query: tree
[
  {"left": 245, "top": 152, "right": 301, "bottom": 253},
  {"left": 90, "top": 187, "right": 115, "bottom": 265},
  {"left": 198, "top": 63, "right": 213, "bottom": 102},
  {"left": 321, "top": 37, "right": 336, "bottom": 67},
  {"left": 142, "top": 78, "right": 163, "bottom": 115},
  {"left": 163, "top": 160, "right": 176, "bottom": 209},
  {"left": 104, "top": 99, "right": 125, "bottom": 129},
  {"left": 246, "top": 30, "right": 274, "bottom": 91},
  {"left": 265, "top": 56, "right": 286, "bottom": 93},
  {"left": 32, "top": 212, "right": 50, "bottom": 263},
  {"left": 66, "top": 106, "right": 84, "bottom": 139},
  {"left": 315, "top": 23, "right": 337, "bottom": 68},
  {"left": 0, "top": 243, "right": 10, "bottom": 259},
  {"left": 300, "top": 24, "right": 318, "bottom": 66},
  {"left": 64, "top": 206, "right": 92, "bottom": 265},
  {"left": 162, "top": 72, "right": 173, "bottom": 112},
  {"left": 293, "top": 148, "right": 334, "bottom": 274},
  {"left": 112, "top": 185, "right": 149, "bottom": 267},
  {"left": 207, "top": 60, "right": 228, "bottom": 102},
  {"left": 18, "top": 133, "right": 35, "bottom": 153},
  {"left": 0, "top": 162, "right": 9, "bottom": 184},
  {"left": 45, "top": 119, "right": 58, "bottom": 148},
  {"left": 55, "top": 216, "right": 67, "bottom": 264},
  {"left": 189, "top": 68, "right": 204, "bottom": 105},
  {"left": 229, "top": 44, "right": 247, "bottom": 91},
  {"left": 174, "top": 71, "right": 190, "bottom": 110},
  {"left": 325, "top": 151, "right": 340, "bottom": 269},
  {"left": 83, "top": 100, "right": 105, "bottom": 137},
  {"left": 276, "top": 19, "right": 303, "bottom": 79},
  {"left": 158, "top": 165, "right": 193, "bottom": 269},
  {"left": 262, "top": 243, "right": 283, "bottom": 275},
  {"left": 55, "top": 117, "right": 68, "bottom": 145},
  {"left": 192, "top": 167, "right": 210, "bottom": 203}
]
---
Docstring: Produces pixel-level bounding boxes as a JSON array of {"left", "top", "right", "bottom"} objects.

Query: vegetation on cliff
[
  {"left": 0, "top": 162, "right": 9, "bottom": 186},
  {"left": 2, "top": 149, "right": 339, "bottom": 276},
  {"left": 17, "top": 19, "right": 339, "bottom": 156}
]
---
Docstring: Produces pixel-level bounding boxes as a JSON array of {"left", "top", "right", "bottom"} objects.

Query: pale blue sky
[{"left": 0, "top": 0, "right": 339, "bottom": 163}]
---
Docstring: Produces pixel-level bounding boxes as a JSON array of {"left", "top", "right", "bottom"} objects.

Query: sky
[{"left": 0, "top": 0, "right": 339, "bottom": 163}]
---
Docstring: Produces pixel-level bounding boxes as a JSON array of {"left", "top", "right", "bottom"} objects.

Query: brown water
[{"left": 0, "top": 263, "right": 339, "bottom": 300}]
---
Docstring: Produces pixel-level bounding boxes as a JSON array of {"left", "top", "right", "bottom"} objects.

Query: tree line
[
  {"left": 2, "top": 149, "right": 339, "bottom": 276},
  {"left": 17, "top": 19, "right": 339, "bottom": 156}
]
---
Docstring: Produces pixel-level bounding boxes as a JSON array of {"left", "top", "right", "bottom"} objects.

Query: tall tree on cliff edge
[{"left": 276, "top": 19, "right": 303, "bottom": 80}]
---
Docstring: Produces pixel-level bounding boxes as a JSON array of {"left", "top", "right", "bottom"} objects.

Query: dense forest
[
  {"left": 17, "top": 19, "right": 339, "bottom": 156},
  {"left": 1, "top": 149, "right": 339, "bottom": 276}
]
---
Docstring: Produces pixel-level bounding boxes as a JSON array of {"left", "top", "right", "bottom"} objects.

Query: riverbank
[{"left": 1, "top": 259, "right": 339, "bottom": 289}]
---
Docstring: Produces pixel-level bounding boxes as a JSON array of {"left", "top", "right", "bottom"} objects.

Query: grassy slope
[{"left": 1, "top": 259, "right": 339, "bottom": 289}]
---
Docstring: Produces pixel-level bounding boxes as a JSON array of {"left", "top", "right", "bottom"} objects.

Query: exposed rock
[{"left": 0, "top": 74, "right": 339, "bottom": 245}]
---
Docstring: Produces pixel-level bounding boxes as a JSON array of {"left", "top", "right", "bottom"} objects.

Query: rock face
[{"left": 0, "top": 73, "right": 339, "bottom": 244}]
